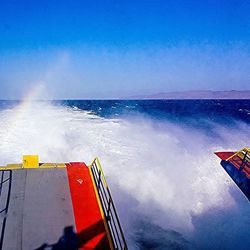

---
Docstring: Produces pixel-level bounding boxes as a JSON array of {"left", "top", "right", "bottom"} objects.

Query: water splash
[{"left": 0, "top": 101, "right": 249, "bottom": 249}]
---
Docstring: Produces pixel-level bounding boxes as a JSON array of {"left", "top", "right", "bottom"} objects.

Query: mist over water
[{"left": 0, "top": 100, "right": 249, "bottom": 249}]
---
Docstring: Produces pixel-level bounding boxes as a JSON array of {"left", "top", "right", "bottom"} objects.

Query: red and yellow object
[
  {"left": 215, "top": 147, "right": 250, "bottom": 201},
  {"left": 0, "top": 156, "right": 127, "bottom": 250}
]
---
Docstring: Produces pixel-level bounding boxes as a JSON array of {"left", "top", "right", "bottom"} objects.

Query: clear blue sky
[{"left": 0, "top": 0, "right": 249, "bottom": 99}]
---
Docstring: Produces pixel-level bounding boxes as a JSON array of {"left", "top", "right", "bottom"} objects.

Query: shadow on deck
[{"left": 35, "top": 219, "right": 110, "bottom": 250}]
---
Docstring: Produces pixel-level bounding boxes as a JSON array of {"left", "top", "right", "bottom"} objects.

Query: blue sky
[{"left": 0, "top": 0, "right": 249, "bottom": 99}]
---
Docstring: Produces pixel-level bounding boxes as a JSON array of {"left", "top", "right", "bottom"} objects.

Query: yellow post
[{"left": 23, "top": 155, "right": 39, "bottom": 168}]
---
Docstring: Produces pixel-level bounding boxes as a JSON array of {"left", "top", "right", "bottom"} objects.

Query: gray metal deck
[{"left": 0, "top": 168, "right": 75, "bottom": 250}]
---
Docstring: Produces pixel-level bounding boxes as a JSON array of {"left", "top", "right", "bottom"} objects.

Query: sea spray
[{"left": 0, "top": 100, "right": 249, "bottom": 249}]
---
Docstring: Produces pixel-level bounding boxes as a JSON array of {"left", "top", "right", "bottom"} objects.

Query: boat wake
[{"left": 0, "top": 101, "right": 249, "bottom": 249}]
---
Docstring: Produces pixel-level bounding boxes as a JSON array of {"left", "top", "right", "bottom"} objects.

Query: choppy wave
[{"left": 0, "top": 100, "right": 249, "bottom": 249}]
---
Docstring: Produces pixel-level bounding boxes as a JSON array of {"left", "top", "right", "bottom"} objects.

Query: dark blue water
[
  {"left": 1, "top": 99, "right": 250, "bottom": 124},
  {"left": 57, "top": 99, "right": 250, "bottom": 124},
  {"left": 50, "top": 100, "right": 250, "bottom": 140}
]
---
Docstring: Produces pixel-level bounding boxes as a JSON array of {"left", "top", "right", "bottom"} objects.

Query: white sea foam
[{"left": 0, "top": 101, "right": 249, "bottom": 249}]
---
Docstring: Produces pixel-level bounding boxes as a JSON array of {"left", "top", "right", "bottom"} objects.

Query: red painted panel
[
  {"left": 66, "top": 162, "right": 111, "bottom": 250},
  {"left": 214, "top": 152, "right": 235, "bottom": 160}
]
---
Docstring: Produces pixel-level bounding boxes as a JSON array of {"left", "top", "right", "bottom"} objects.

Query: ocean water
[{"left": 0, "top": 99, "right": 250, "bottom": 249}]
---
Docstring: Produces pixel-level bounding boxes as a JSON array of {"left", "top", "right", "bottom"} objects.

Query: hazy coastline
[{"left": 127, "top": 90, "right": 250, "bottom": 100}]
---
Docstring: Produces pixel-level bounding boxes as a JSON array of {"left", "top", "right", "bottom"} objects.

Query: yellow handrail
[
  {"left": 226, "top": 148, "right": 250, "bottom": 161},
  {"left": 89, "top": 157, "right": 128, "bottom": 250},
  {"left": 90, "top": 157, "right": 108, "bottom": 188}
]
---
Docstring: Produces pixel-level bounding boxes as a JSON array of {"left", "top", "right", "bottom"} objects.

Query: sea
[{"left": 0, "top": 99, "right": 249, "bottom": 250}]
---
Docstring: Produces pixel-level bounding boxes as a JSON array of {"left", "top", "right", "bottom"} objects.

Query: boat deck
[
  {"left": 215, "top": 149, "right": 250, "bottom": 178},
  {"left": 215, "top": 148, "right": 250, "bottom": 201},
  {"left": 0, "top": 162, "right": 111, "bottom": 250}
]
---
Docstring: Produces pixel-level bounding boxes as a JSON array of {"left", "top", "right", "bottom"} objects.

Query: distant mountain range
[{"left": 126, "top": 90, "right": 250, "bottom": 99}]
